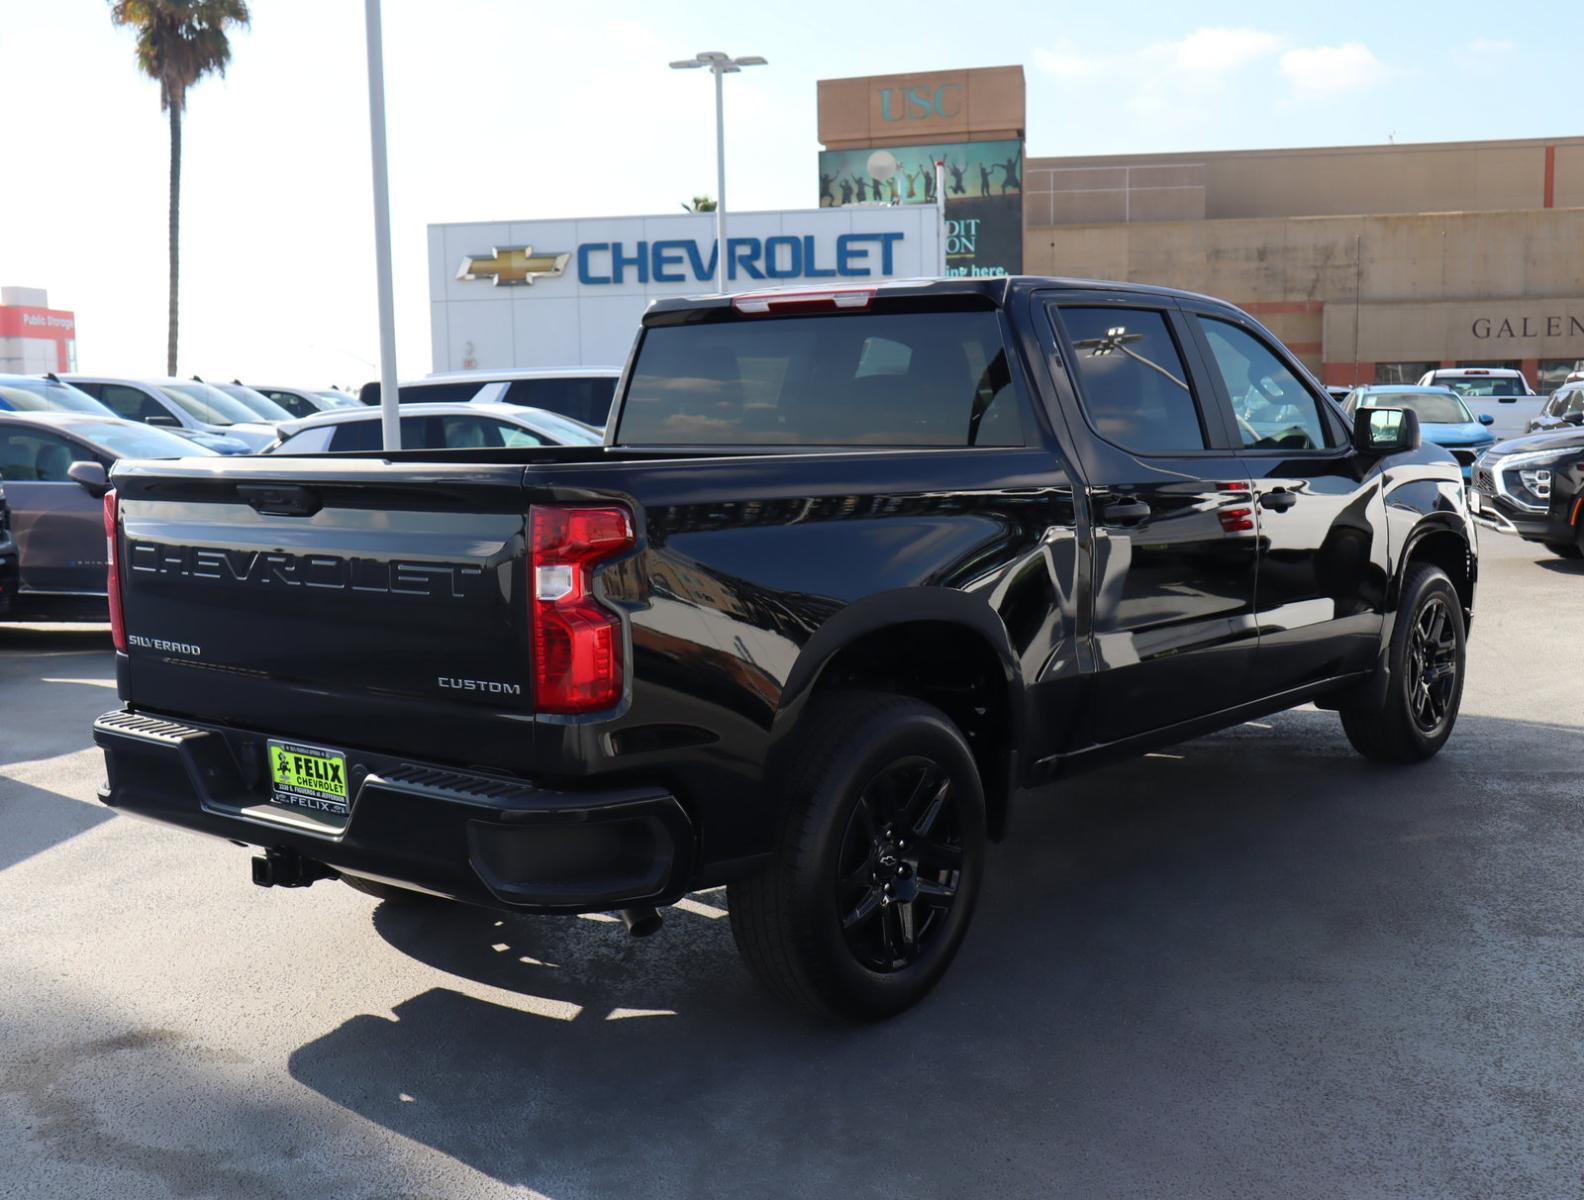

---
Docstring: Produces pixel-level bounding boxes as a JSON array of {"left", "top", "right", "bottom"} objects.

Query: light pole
[
  {"left": 363, "top": 0, "right": 400, "bottom": 450},
  {"left": 669, "top": 51, "right": 766, "bottom": 294}
]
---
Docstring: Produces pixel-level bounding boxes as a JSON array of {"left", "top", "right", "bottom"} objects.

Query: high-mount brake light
[
  {"left": 103, "top": 489, "right": 126, "bottom": 652},
  {"left": 731, "top": 288, "right": 876, "bottom": 315},
  {"left": 529, "top": 505, "right": 634, "bottom": 713}
]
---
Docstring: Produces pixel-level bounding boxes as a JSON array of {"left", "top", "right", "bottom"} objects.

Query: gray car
[
  {"left": 0, "top": 410, "right": 214, "bottom": 618},
  {"left": 64, "top": 375, "right": 273, "bottom": 453},
  {"left": 246, "top": 384, "right": 363, "bottom": 419}
]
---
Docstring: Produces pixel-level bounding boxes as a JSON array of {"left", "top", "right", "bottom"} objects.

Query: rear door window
[
  {"left": 618, "top": 309, "right": 1023, "bottom": 447},
  {"left": 503, "top": 377, "right": 618, "bottom": 426},
  {"left": 99, "top": 385, "right": 169, "bottom": 423},
  {"left": 1055, "top": 306, "right": 1206, "bottom": 453}
]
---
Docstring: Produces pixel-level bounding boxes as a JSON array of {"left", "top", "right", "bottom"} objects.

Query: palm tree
[
  {"left": 682, "top": 196, "right": 717, "bottom": 212},
  {"left": 109, "top": 1, "right": 251, "bottom": 374}
]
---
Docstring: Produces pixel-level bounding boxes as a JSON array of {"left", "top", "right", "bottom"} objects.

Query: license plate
[
  {"left": 1469, "top": 490, "right": 1482, "bottom": 513},
  {"left": 268, "top": 739, "right": 350, "bottom": 816}
]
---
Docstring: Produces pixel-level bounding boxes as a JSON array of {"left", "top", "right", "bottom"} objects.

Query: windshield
[
  {"left": 156, "top": 381, "right": 262, "bottom": 426},
  {"left": 1357, "top": 391, "right": 1473, "bottom": 423},
  {"left": 618, "top": 310, "right": 1022, "bottom": 446},
  {"left": 68, "top": 421, "right": 218, "bottom": 458},
  {"left": 1443, "top": 376, "right": 1528, "bottom": 398},
  {"left": 215, "top": 383, "right": 294, "bottom": 422},
  {"left": 0, "top": 379, "right": 116, "bottom": 415}
]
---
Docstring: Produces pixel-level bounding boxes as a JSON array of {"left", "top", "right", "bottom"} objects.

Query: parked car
[
  {"left": 1342, "top": 385, "right": 1496, "bottom": 479},
  {"left": 1525, "top": 381, "right": 1584, "bottom": 433},
  {"left": 1415, "top": 367, "right": 1540, "bottom": 440},
  {"left": 359, "top": 367, "right": 622, "bottom": 428},
  {"left": 92, "top": 277, "right": 1474, "bottom": 1021},
  {"left": 0, "top": 373, "right": 119, "bottom": 417},
  {"left": 199, "top": 379, "right": 297, "bottom": 424},
  {"left": 0, "top": 475, "right": 15, "bottom": 618},
  {"left": 246, "top": 384, "right": 362, "bottom": 419},
  {"left": 0, "top": 411, "right": 213, "bottom": 619},
  {"left": 1325, "top": 385, "right": 1354, "bottom": 404},
  {"left": 265, "top": 401, "right": 603, "bottom": 454},
  {"left": 65, "top": 376, "right": 272, "bottom": 453},
  {"left": 1471, "top": 427, "right": 1584, "bottom": 558}
]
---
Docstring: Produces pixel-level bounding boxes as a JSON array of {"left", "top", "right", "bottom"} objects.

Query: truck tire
[
  {"left": 1339, "top": 562, "right": 1466, "bottom": 763},
  {"left": 728, "top": 691, "right": 986, "bottom": 1021}
]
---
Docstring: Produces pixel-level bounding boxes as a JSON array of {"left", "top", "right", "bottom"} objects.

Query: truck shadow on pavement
[{"left": 285, "top": 706, "right": 1584, "bottom": 1198}]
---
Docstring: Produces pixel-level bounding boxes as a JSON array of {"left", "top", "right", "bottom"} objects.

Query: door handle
[
  {"left": 1100, "top": 498, "right": 1152, "bottom": 525},
  {"left": 1258, "top": 490, "right": 1298, "bottom": 512}
]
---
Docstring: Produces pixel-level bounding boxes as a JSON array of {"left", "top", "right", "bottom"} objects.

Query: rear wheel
[
  {"left": 728, "top": 692, "right": 986, "bottom": 1021},
  {"left": 1542, "top": 541, "right": 1582, "bottom": 559},
  {"left": 1339, "top": 563, "right": 1465, "bottom": 763}
]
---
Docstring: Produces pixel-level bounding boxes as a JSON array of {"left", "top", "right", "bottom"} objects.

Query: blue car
[{"left": 1343, "top": 385, "right": 1497, "bottom": 480}]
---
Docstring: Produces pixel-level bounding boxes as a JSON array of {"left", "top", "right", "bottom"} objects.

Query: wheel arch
[
  {"left": 1395, "top": 518, "right": 1476, "bottom": 628},
  {"left": 773, "top": 590, "right": 1027, "bottom": 841}
]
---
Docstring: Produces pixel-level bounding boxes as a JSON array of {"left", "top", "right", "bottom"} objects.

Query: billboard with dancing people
[{"left": 817, "top": 138, "right": 1024, "bottom": 277}]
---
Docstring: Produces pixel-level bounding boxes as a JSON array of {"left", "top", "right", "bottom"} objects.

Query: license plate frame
[{"left": 267, "top": 739, "right": 351, "bottom": 819}]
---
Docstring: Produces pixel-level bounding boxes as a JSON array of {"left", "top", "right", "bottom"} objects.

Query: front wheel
[
  {"left": 728, "top": 692, "right": 986, "bottom": 1021},
  {"left": 1339, "top": 563, "right": 1466, "bottom": 763}
]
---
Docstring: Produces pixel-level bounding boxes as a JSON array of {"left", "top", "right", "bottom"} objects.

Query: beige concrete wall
[
  {"left": 1025, "top": 208, "right": 1584, "bottom": 306},
  {"left": 817, "top": 66, "right": 1024, "bottom": 149},
  {"left": 1325, "top": 298, "right": 1584, "bottom": 363},
  {"left": 1027, "top": 137, "right": 1584, "bottom": 221}
]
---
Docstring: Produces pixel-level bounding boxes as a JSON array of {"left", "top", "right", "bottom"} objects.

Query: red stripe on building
[
  {"left": 1544, "top": 144, "right": 1556, "bottom": 208},
  {"left": 0, "top": 306, "right": 76, "bottom": 339}
]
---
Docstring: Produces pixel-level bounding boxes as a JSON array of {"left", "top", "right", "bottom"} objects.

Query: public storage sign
[{"left": 427, "top": 206, "right": 942, "bottom": 371}]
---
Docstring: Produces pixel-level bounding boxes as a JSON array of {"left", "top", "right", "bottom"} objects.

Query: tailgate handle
[{"left": 237, "top": 484, "right": 322, "bottom": 517}]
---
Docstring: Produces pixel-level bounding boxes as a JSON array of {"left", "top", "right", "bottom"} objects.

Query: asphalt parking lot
[{"left": 2, "top": 530, "right": 1581, "bottom": 1200}]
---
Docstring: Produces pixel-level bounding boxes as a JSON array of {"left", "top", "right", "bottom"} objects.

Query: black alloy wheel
[
  {"left": 728, "top": 691, "right": 986, "bottom": 1020},
  {"left": 1339, "top": 561, "right": 1466, "bottom": 763},
  {"left": 1405, "top": 596, "right": 1459, "bottom": 734},
  {"left": 836, "top": 757, "right": 965, "bottom": 973}
]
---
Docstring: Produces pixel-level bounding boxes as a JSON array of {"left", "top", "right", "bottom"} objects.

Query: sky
[{"left": 3, "top": 0, "right": 1579, "bottom": 387}]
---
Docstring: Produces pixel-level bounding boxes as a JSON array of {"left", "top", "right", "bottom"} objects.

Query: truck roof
[{"left": 643, "top": 275, "right": 1241, "bottom": 319}]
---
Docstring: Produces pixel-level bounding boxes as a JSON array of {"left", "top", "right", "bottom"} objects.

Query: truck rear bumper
[{"left": 92, "top": 708, "right": 695, "bottom": 914}]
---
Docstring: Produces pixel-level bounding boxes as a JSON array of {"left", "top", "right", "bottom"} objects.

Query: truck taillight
[
  {"left": 103, "top": 488, "right": 126, "bottom": 653},
  {"left": 529, "top": 505, "right": 634, "bottom": 713}
]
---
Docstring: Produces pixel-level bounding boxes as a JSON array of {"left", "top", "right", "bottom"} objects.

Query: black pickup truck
[{"left": 92, "top": 278, "right": 1476, "bottom": 1020}]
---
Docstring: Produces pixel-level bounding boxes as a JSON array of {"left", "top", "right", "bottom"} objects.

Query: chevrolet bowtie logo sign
[{"left": 455, "top": 246, "right": 570, "bottom": 286}]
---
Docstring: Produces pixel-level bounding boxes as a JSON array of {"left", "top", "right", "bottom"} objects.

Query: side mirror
[
  {"left": 1352, "top": 407, "right": 1421, "bottom": 454},
  {"left": 67, "top": 460, "right": 109, "bottom": 497},
  {"left": 1478, "top": 413, "right": 1495, "bottom": 426},
  {"left": 145, "top": 413, "right": 179, "bottom": 427}
]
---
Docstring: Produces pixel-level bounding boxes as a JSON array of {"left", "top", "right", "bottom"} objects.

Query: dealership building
[
  {"left": 431, "top": 63, "right": 1583, "bottom": 388},
  {"left": 817, "top": 66, "right": 1584, "bottom": 391}
]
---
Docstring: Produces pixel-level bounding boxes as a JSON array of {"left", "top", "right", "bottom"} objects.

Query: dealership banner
[{"left": 817, "top": 139, "right": 1024, "bottom": 277}]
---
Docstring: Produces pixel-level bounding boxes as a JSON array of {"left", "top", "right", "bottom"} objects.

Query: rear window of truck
[{"left": 616, "top": 311, "right": 1024, "bottom": 447}]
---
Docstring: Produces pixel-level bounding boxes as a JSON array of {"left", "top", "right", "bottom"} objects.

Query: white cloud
[
  {"left": 1033, "top": 27, "right": 1291, "bottom": 125},
  {"left": 1467, "top": 37, "right": 1517, "bottom": 54},
  {"left": 1170, "top": 28, "right": 1287, "bottom": 75},
  {"left": 1279, "top": 43, "right": 1389, "bottom": 99}
]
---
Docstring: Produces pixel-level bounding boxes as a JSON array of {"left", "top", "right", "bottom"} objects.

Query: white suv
[{"left": 1414, "top": 367, "right": 1535, "bottom": 398}]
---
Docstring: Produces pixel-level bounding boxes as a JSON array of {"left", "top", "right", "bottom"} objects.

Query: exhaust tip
[{"left": 618, "top": 906, "right": 663, "bottom": 938}]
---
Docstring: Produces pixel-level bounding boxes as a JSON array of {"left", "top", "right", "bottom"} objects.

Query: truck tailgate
[{"left": 112, "top": 457, "right": 539, "bottom": 770}]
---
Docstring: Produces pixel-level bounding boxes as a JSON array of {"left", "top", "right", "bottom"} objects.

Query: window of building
[
  {"left": 1057, "top": 307, "right": 1203, "bottom": 453},
  {"left": 1197, "top": 318, "right": 1331, "bottom": 451},
  {"left": 1375, "top": 361, "right": 1438, "bottom": 386},
  {"left": 1539, "top": 359, "right": 1584, "bottom": 393}
]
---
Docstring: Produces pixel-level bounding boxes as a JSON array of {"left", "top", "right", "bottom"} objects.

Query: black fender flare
[{"left": 769, "top": 588, "right": 1029, "bottom": 808}]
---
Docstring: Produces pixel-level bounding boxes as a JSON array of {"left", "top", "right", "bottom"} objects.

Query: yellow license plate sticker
[{"left": 268, "top": 740, "right": 350, "bottom": 815}]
